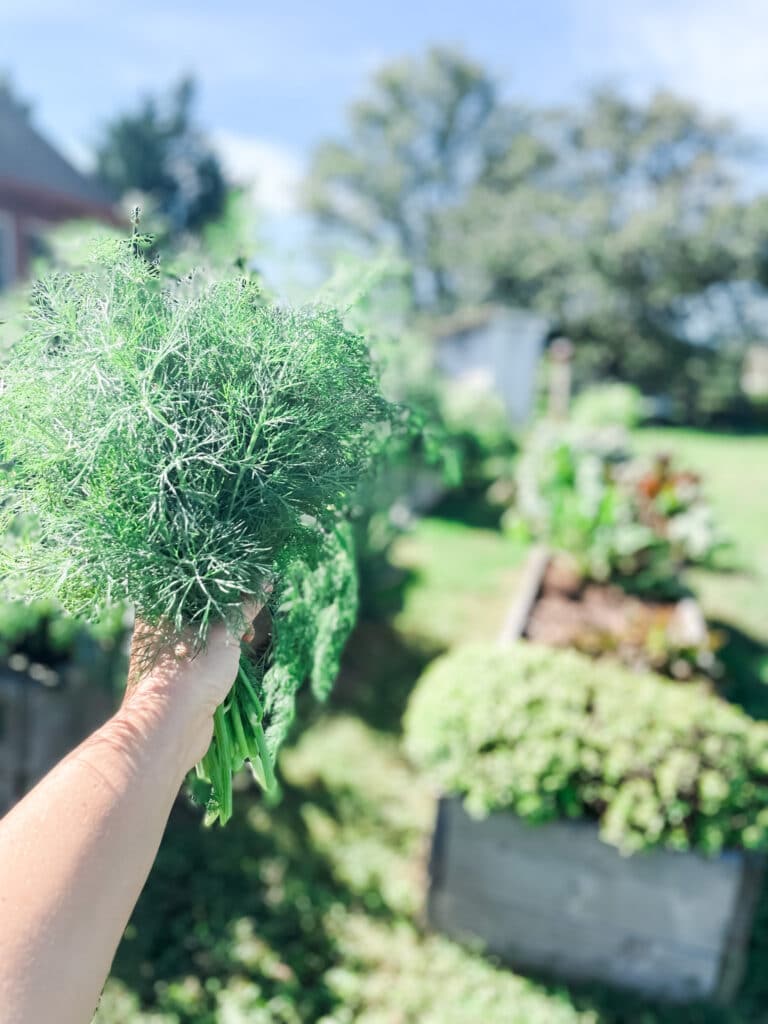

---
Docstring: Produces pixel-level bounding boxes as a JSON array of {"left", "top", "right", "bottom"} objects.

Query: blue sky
[{"left": 2, "top": 0, "right": 767, "bottom": 283}]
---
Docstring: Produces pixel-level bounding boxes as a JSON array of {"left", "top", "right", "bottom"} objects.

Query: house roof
[{"left": 0, "top": 89, "right": 113, "bottom": 211}]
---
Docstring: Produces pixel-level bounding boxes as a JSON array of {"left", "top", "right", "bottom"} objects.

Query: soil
[{"left": 524, "top": 555, "right": 720, "bottom": 681}]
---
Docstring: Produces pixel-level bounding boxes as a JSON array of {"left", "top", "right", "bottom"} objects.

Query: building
[
  {"left": 433, "top": 305, "right": 549, "bottom": 425},
  {"left": 0, "top": 85, "right": 116, "bottom": 289}
]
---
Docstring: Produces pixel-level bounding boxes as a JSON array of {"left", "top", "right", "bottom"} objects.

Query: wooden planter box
[
  {"left": 499, "top": 546, "right": 718, "bottom": 684},
  {"left": 428, "top": 797, "right": 764, "bottom": 1003},
  {"left": 0, "top": 663, "right": 115, "bottom": 815}
]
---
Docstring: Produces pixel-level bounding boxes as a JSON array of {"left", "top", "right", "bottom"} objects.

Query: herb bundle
[{"left": 0, "top": 237, "right": 394, "bottom": 822}]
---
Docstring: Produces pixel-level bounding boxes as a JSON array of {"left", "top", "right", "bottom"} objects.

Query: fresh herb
[{"left": 0, "top": 235, "right": 395, "bottom": 822}]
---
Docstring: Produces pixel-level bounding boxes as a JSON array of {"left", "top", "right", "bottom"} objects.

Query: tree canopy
[
  {"left": 96, "top": 77, "right": 227, "bottom": 235},
  {"left": 305, "top": 48, "right": 547, "bottom": 309},
  {"left": 305, "top": 53, "right": 768, "bottom": 419}
]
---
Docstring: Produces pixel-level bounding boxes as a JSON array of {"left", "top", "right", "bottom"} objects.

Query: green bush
[
  {"left": 404, "top": 642, "right": 768, "bottom": 856},
  {"left": 571, "top": 382, "right": 645, "bottom": 430},
  {"left": 0, "top": 598, "right": 127, "bottom": 687}
]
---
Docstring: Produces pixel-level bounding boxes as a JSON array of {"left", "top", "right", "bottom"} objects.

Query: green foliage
[
  {"left": 305, "top": 47, "right": 517, "bottom": 309},
  {"left": 96, "top": 77, "right": 227, "bottom": 235},
  {"left": 308, "top": 50, "right": 768, "bottom": 418},
  {"left": 0, "top": 238, "right": 394, "bottom": 821},
  {"left": 634, "top": 428, "right": 768, "bottom": 648},
  {"left": 261, "top": 524, "right": 358, "bottom": 759},
  {"left": 506, "top": 422, "right": 724, "bottom": 595},
  {"left": 95, "top": 716, "right": 595, "bottom": 1024},
  {"left": 404, "top": 642, "right": 768, "bottom": 856},
  {"left": 0, "top": 598, "right": 125, "bottom": 673},
  {"left": 93, "top": 431, "right": 768, "bottom": 1023},
  {"left": 571, "top": 382, "right": 645, "bottom": 430},
  {"left": 433, "top": 376, "right": 518, "bottom": 503},
  {"left": 446, "top": 88, "right": 768, "bottom": 414}
]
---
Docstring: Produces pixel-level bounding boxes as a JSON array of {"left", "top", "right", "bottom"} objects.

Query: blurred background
[{"left": 1, "top": 2, "right": 768, "bottom": 1022}]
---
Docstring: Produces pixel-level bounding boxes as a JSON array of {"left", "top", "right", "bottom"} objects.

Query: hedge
[{"left": 403, "top": 642, "right": 768, "bottom": 855}]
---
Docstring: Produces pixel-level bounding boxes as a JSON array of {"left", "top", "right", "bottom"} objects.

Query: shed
[{"left": 433, "top": 306, "right": 549, "bottom": 425}]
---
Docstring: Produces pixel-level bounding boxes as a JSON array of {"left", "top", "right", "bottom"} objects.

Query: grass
[
  {"left": 389, "top": 517, "right": 527, "bottom": 651},
  {"left": 96, "top": 428, "right": 768, "bottom": 1024}
]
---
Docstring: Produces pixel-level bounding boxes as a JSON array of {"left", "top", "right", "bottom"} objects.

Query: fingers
[
  {"left": 240, "top": 583, "right": 274, "bottom": 640},
  {"left": 241, "top": 601, "right": 263, "bottom": 626}
]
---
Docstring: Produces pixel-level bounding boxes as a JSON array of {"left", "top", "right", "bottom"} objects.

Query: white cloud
[
  {"left": 585, "top": 0, "right": 768, "bottom": 129},
  {"left": 40, "top": 126, "right": 305, "bottom": 219},
  {"left": 212, "top": 131, "right": 304, "bottom": 216}
]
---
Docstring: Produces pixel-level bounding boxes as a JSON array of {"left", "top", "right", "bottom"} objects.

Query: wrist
[{"left": 114, "top": 676, "right": 214, "bottom": 777}]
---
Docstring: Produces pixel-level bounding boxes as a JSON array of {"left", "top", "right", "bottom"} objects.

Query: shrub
[
  {"left": 570, "top": 382, "right": 645, "bottom": 430},
  {"left": 404, "top": 642, "right": 768, "bottom": 856}
]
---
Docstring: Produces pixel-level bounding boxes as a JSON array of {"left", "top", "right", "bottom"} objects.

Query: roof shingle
[{"left": 0, "top": 89, "right": 113, "bottom": 208}]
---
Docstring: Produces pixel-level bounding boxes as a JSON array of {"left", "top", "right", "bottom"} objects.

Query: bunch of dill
[{"left": 0, "top": 236, "right": 394, "bottom": 822}]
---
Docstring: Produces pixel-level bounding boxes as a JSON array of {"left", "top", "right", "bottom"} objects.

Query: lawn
[
  {"left": 95, "top": 429, "right": 768, "bottom": 1024},
  {"left": 389, "top": 517, "right": 527, "bottom": 651}
]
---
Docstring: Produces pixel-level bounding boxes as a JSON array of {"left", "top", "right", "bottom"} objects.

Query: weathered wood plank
[
  {"left": 0, "top": 668, "right": 115, "bottom": 814},
  {"left": 428, "top": 797, "right": 764, "bottom": 1003},
  {"left": 498, "top": 545, "right": 549, "bottom": 645},
  {"left": 24, "top": 674, "right": 113, "bottom": 791}
]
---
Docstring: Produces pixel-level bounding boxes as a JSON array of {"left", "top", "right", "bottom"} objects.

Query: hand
[{"left": 122, "top": 602, "right": 264, "bottom": 769}]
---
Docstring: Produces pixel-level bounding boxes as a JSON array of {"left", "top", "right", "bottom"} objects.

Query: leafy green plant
[
  {"left": 404, "top": 642, "right": 768, "bottom": 855},
  {"left": 0, "top": 234, "right": 395, "bottom": 822},
  {"left": 570, "top": 382, "right": 645, "bottom": 430},
  {"left": 505, "top": 422, "right": 724, "bottom": 595},
  {"left": 0, "top": 597, "right": 126, "bottom": 690}
]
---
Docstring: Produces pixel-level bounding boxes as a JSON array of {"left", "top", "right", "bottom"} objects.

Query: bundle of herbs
[{"left": 0, "top": 234, "right": 396, "bottom": 823}]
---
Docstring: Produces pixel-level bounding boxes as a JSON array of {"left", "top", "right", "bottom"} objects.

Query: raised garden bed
[
  {"left": 0, "top": 660, "right": 115, "bottom": 814},
  {"left": 500, "top": 546, "right": 720, "bottom": 682},
  {"left": 405, "top": 643, "right": 768, "bottom": 1005},
  {"left": 428, "top": 796, "right": 763, "bottom": 1003}
]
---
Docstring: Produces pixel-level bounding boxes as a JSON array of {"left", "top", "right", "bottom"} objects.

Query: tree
[
  {"left": 445, "top": 88, "right": 768, "bottom": 415},
  {"left": 305, "top": 48, "right": 550, "bottom": 309},
  {"left": 307, "top": 51, "right": 768, "bottom": 420},
  {"left": 96, "top": 78, "right": 227, "bottom": 235}
]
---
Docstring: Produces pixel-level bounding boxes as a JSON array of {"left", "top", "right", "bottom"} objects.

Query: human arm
[{"left": 0, "top": 613, "right": 254, "bottom": 1024}]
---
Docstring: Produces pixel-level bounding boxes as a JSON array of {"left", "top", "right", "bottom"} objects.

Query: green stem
[
  {"left": 248, "top": 756, "right": 267, "bottom": 789},
  {"left": 226, "top": 418, "right": 264, "bottom": 518},
  {"left": 213, "top": 705, "right": 233, "bottom": 824},
  {"left": 236, "top": 662, "right": 276, "bottom": 792},
  {"left": 252, "top": 721, "right": 276, "bottom": 792},
  {"left": 229, "top": 694, "right": 250, "bottom": 764},
  {"left": 237, "top": 662, "right": 264, "bottom": 715}
]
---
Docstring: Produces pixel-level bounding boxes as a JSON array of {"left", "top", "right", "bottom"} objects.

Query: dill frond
[{"left": 0, "top": 238, "right": 395, "bottom": 822}]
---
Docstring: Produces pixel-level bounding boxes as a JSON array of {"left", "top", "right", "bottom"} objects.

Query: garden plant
[
  {"left": 405, "top": 642, "right": 768, "bottom": 856},
  {"left": 506, "top": 420, "right": 724, "bottom": 596},
  {"left": 0, "top": 231, "right": 396, "bottom": 823}
]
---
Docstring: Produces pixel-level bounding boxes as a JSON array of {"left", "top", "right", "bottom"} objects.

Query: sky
[{"left": 2, "top": 0, "right": 767, "bottom": 280}]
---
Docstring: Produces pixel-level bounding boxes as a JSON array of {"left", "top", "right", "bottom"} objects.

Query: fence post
[{"left": 548, "top": 337, "right": 574, "bottom": 420}]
